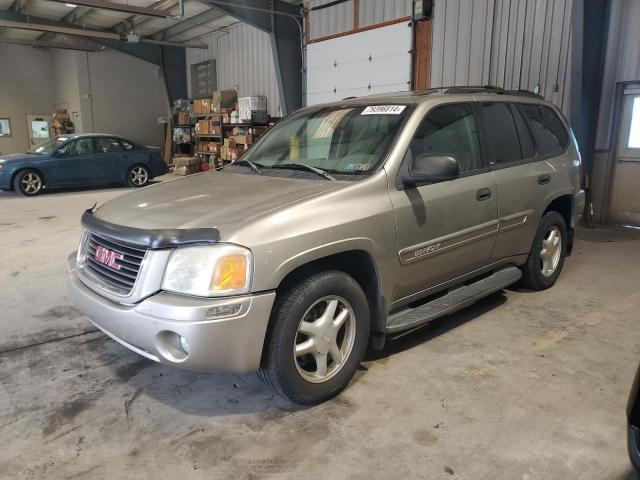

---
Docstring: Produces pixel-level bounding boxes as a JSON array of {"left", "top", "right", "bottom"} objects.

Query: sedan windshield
[
  {"left": 240, "top": 104, "right": 410, "bottom": 176},
  {"left": 28, "top": 137, "right": 70, "bottom": 155}
]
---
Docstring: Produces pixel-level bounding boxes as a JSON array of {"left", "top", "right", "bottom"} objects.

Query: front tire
[
  {"left": 126, "top": 165, "right": 150, "bottom": 188},
  {"left": 258, "top": 271, "right": 370, "bottom": 405},
  {"left": 520, "top": 211, "right": 567, "bottom": 290},
  {"left": 13, "top": 169, "right": 44, "bottom": 196}
]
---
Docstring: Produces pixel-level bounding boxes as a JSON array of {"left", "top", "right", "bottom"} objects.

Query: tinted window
[
  {"left": 118, "top": 139, "right": 134, "bottom": 151},
  {"left": 480, "top": 102, "right": 523, "bottom": 165},
  {"left": 519, "top": 104, "right": 568, "bottom": 158},
  {"left": 96, "top": 137, "right": 124, "bottom": 153},
  {"left": 63, "top": 138, "right": 95, "bottom": 156},
  {"left": 511, "top": 104, "right": 535, "bottom": 159},
  {"left": 409, "top": 103, "right": 482, "bottom": 173}
]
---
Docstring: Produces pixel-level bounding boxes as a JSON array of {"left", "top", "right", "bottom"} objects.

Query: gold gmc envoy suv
[{"left": 68, "top": 87, "right": 585, "bottom": 404}]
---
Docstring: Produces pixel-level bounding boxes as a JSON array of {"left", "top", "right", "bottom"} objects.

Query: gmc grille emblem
[{"left": 94, "top": 245, "right": 124, "bottom": 270}]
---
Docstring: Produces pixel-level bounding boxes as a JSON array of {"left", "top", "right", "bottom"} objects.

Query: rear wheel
[
  {"left": 126, "top": 165, "right": 150, "bottom": 188},
  {"left": 258, "top": 271, "right": 370, "bottom": 405},
  {"left": 520, "top": 211, "right": 567, "bottom": 290},
  {"left": 13, "top": 169, "right": 44, "bottom": 196}
]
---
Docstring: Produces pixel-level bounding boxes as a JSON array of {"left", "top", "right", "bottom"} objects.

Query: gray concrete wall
[{"left": 0, "top": 44, "right": 55, "bottom": 155}]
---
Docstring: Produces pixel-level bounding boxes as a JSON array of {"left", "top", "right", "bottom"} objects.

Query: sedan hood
[
  {"left": 0, "top": 153, "right": 40, "bottom": 163},
  {"left": 94, "top": 171, "right": 345, "bottom": 236}
]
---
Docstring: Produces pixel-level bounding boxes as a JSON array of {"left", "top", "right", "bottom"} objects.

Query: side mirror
[
  {"left": 56, "top": 148, "right": 67, "bottom": 157},
  {"left": 401, "top": 154, "right": 459, "bottom": 187}
]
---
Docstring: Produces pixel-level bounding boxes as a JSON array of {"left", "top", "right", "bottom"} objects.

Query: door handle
[
  {"left": 538, "top": 174, "right": 551, "bottom": 185},
  {"left": 476, "top": 188, "right": 492, "bottom": 201}
]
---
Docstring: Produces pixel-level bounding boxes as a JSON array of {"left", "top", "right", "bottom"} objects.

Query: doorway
[
  {"left": 608, "top": 86, "right": 640, "bottom": 226},
  {"left": 26, "top": 114, "right": 52, "bottom": 149}
]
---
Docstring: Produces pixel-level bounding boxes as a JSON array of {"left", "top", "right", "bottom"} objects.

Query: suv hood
[{"left": 94, "top": 171, "right": 345, "bottom": 236}]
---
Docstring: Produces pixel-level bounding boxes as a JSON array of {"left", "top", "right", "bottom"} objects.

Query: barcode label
[{"left": 361, "top": 105, "right": 406, "bottom": 115}]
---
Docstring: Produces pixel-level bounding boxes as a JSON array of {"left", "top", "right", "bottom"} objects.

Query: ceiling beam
[
  {"left": 46, "top": 0, "right": 179, "bottom": 18},
  {"left": 110, "top": 0, "right": 179, "bottom": 35},
  {"left": 0, "top": 37, "right": 103, "bottom": 51},
  {"left": 150, "top": 6, "right": 226, "bottom": 40},
  {"left": 38, "top": 5, "right": 92, "bottom": 42},
  {"left": 0, "top": 19, "right": 121, "bottom": 39}
]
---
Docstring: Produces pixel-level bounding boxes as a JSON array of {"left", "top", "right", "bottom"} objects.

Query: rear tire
[
  {"left": 258, "top": 271, "right": 370, "bottom": 405},
  {"left": 520, "top": 211, "right": 567, "bottom": 290},
  {"left": 13, "top": 169, "right": 44, "bottom": 196},
  {"left": 126, "top": 165, "right": 150, "bottom": 188}
]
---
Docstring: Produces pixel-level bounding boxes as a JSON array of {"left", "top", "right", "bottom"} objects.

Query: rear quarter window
[{"left": 519, "top": 104, "right": 569, "bottom": 158}]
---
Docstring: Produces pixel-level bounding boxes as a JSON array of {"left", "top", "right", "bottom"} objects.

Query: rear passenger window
[
  {"left": 409, "top": 103, "right": 483, "bottom": 173},
  {"left": 519, "top": 104, "right": 569, "bottom": 158},
  {"left": 511, "top": 104, "right": 535, "bottom": 160},
  {"left": 479, "top": 102, "right": 524, "bottom": 165}
]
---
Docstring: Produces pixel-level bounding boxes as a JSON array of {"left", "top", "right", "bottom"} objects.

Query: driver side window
[
  {"left": 409, "top": 103, "right": 483, "bottom": 174},
  {"left": 62, "top": 138, "right": 95, "bottom": 156}
]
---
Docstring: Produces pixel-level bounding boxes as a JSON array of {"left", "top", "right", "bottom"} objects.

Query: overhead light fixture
[{"left": 65, "top": 3, "right": 77, "bottom": 7}]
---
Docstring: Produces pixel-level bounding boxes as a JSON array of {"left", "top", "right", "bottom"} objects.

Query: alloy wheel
[
  {"left": 540, "top": 226, "right": 562, "bottom": 277},
  {"left": 20, "top": 172, "right": 42, "bottom": 194},
  {"left": 293, "top": 296, "right": 356, "bottom": 383},
  {"left": 130, "top": 166, "right": 148, "bottom": 186}
]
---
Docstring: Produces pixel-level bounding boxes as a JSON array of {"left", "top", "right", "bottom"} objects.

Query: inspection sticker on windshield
[{"left": 361, "top": 105, "right": 406, "bottom": 115}]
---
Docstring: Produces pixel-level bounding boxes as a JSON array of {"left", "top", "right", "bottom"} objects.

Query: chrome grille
[{"left": 83, "top": 233, "right": 147, "bottom": 295}]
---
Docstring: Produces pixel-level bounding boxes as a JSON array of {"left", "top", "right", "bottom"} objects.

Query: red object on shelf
[{"left": 201, "top": 162, "right": 210, "bottom": 171}]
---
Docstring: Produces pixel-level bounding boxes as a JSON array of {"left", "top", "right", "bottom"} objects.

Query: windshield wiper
[
  {"left": 270, "top": 163, "right": 336, "bottom": 181},
  {"left": 233, "top": 159, "right": 263, "bottom": 175}
]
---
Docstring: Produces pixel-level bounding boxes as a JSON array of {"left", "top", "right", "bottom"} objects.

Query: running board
[{"left": 386, "top": 266, "right": 522, "bottom": 335}]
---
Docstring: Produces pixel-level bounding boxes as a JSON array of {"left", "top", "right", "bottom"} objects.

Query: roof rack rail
[
  {"left": 442, "top": 85, "right": 505, "bottom": 94},
  {"left": 504, "top": 89, "right": 544, "bottom": 99}
]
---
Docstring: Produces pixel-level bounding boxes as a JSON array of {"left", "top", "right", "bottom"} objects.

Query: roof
[{"left": 0, "top": 0, "right": 302, "bottom": 50}]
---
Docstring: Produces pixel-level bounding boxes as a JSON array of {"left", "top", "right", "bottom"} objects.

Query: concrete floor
[{"left": 1, "top": 184, "right": 639, "bottom": 480}]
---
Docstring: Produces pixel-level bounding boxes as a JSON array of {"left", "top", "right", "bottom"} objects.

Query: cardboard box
[
  {"left": 239, "top": 96, "right": 267, "bottom": 123},
  {"left": 195, "top": 120, "right": 210, "bottom": 135},
  {"left": 174, "top": 156, "right": 200, "bottom": 166},
  {"left": 233, "top": 134, "right": 253, "bottom": 145},
  {"left": 177, "top": 112, "right": 190, "bottom": 125},
  {"left": 194, "top": 98, "right": 211, "bottom": 114},
  {"left": 174, "top": 164, "right": 200, "bottom": 176},
  {"left": 212, "top": 90, "right": 238, "bottom": 113}
]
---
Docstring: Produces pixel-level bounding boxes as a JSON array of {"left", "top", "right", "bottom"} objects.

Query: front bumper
[{"left": 67, "top": 253, "right": 275, "bottom": 373}]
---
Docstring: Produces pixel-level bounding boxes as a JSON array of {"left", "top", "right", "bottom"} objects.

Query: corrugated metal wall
[
  {"left": 307, "top": 0, "right": 412, "bottom": 41},
  {"left": 595, "top": 0, "right": 640, "bottom": 149},
  {"left": 185, "top": 22, "right": 282, "bottom": 117},
  {"left": 430, "top": 0, "right": 573, "bottom": 114}
]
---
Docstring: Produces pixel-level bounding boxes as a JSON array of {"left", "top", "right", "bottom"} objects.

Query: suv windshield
[
  {"left": 28, "top": 137, "right": 70, "bottom": 155},
  {"left": 240, "top": 104, "right": 410, "bottom": 176}
]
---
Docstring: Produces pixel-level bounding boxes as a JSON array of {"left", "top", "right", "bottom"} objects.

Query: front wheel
[
  {"left": 258, "top": 271, "right": 370, "bottom": 405},
  {"left": 520, "top": 211, "right": 568, "bottom": 290},
  {"left": 13, "top": 169, "right": 44, "bottom": 196},
  {"left": 126, "top": 165, "right": 150, "bottom": 188}
]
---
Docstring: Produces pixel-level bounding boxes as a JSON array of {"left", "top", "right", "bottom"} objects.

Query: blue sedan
[{"left": 0, "top": 134, "right": 168, "bottom": 196}]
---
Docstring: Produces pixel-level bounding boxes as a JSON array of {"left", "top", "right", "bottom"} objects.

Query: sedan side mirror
[
  {"left": 401, "top": 154, "right": 459, "bottom": 187},
  {"left": 56, "top": 148, "right": 67, "bottom": 157}
]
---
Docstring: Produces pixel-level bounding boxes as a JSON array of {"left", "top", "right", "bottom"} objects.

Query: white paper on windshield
[{"left": 361, "top": 105, "right": 406, "bottom": 115}]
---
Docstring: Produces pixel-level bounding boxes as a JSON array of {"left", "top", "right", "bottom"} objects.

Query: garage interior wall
[
  {"left": 186, "top": 22, "right": 282, "bottom": 118},
  {"left": 590, "top": 0, "right": 640, "bottom": 223},
  {"left": 307, "top": 0, "right": 412, "bottom": 41},
  {"left": 0, "top": 45, "right": 168, "bottom": 154},
  {"left": 0, "top": 44, "right": 55, "bottom": 156},
  {"left": 430, "top": 0, "right": 573, "bottom": 115}
]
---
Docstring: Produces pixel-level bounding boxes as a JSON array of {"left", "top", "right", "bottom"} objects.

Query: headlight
[{"left": 162, "top": 244, "right": 253, "bottom": 297}]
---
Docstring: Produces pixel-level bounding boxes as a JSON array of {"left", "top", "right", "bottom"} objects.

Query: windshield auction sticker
[{"left": 361, "top": 105, "right": 406, "bottom": 115}]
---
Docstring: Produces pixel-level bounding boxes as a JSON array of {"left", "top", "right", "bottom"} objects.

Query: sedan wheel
[
  {"left": 13, "top": 170, "right": 44, "bottom": 196},
  {"left": 127, "top": 165, "right": 150, "bottom": 187}
]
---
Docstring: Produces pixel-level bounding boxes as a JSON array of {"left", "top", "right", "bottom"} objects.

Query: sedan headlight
[{"left": 162, "top": 244, "right": 253, "bottom": 297}]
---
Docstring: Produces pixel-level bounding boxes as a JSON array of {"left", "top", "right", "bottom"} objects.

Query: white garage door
[{"left": 306, "top": 21, "right": 412, "bottom": 106}]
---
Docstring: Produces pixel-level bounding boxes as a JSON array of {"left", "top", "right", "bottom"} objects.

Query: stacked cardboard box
[
  {"left": 212, "top": 90, "right": 238, "bottom": 113},
  {"left": 193, "top": 98, "right": 211, "bottom": 114},
  {"left": 177, "top": 112, "right": 191, "bottom": 125},
  {"left": 173, "top": 156, "right": 201, "bottom": 175},
  {"left": 239, "top": 96, "right": 267, "bottom": 124},
  {"left": 195, "top": 120, "right": 210, "bottom": 135}
]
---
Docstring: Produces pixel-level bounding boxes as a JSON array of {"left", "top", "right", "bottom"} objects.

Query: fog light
[
  {"left": 179, "top": 335, "right": 190, "bottom": 355},
  {"left": 206, "top": 303, "right": 241, "bottom": 319}
]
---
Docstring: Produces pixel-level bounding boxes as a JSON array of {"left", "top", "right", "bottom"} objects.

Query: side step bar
[{"left": 386, "top": 266, "right": 522, "bottom": 335}]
